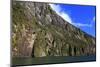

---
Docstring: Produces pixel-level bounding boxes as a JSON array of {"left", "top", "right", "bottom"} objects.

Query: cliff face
[{"left": 12, "top": 1, "right": 96, "bottom": 57}]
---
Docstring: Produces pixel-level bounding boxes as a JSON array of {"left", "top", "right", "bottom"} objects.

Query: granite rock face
[{"left": 12, "top": 1, "right": 96, "bottom": 57}]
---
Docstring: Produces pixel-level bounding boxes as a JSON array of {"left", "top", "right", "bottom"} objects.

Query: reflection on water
[{"left": 12, "top": 55, "right": 96, "bottom": 66}]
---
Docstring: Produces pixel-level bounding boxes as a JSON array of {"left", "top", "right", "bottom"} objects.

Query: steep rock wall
[{"left": 12, "top": 1, "right": 96, "bottom": 57}]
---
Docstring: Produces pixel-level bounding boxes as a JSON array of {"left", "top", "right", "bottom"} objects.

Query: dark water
[{"left": 12, "top": 55, "right": 96, "bottom": 66}]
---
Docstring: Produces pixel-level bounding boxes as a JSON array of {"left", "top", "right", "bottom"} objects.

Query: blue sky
[{"left": 49, "top": 4, "right": 96, "bottom": 37}]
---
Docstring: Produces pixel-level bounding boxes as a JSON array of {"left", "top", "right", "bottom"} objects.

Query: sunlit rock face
[{"left": 12, "top": 1, "right": 96, "bottom": 57}]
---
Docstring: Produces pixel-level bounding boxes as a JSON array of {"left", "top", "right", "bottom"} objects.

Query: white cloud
[
  {"left": 49, "top": 4, "right": 61, "bottom": 14},
  {"left": 60, "top": 12, "right": 72, "bottom": 23},
  {"left": 49, "top": 4, "right": 72, "bottom": 23}
]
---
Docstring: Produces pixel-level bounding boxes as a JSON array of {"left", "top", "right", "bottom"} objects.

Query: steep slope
[{"left": 12, "top": 1, "right": 96, "bottom": 57}]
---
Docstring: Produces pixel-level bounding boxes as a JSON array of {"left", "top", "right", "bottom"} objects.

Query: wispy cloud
[
  {"left": 49, "top": 4, "right": 93, "bottom": 27},
  {"left": 72, "top": 23, "right": 92, "bottom": 27},
  {"left": 49, "top": 4, "right": 72, "bottom": 23},
  {"left": 49, "top": 4, "right": 61, "bottom": 14},
  {"left": 60, "top": 12, "right": 72, "bottom": 23},
  {"left": 75, "top": 16, "right": 96, "bottom": 27}
]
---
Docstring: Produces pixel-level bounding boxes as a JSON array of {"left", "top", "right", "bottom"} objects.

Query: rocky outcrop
[{"left": 12, "top": 1, "right": 96, "bottom": 57}]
